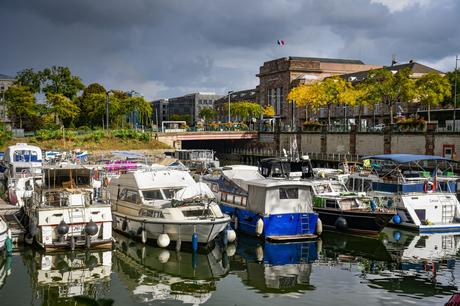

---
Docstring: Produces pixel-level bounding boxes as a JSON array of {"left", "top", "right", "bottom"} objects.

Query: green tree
[
  {"left": 364, "top": 68, "right": 416, "bottom": 124},
  {"left": 415, "top": 73, "right": 451, "bottom": 122},
  {"left": 75, "top": 83, "right": 107, "bottom": 128},
  {"left": 225, "top": 101, "right": 263, "bottom": 122},
  {"left": 198, "top": 107, "right": 216, "bottom": 122},
  {"left": 41, "top": 66, "right": 84, "bottom": 99},
  {"left": 15, "top": 68, "right": 42, "bottom": 93},
  {"left": 170, "top": 114, "right": 192, "bottom": 124},
  {"left": 4, "top": 85, "right": 38, "bottom": 129},
  {"left": 46, "top": 92, "right": 80, "bottom": 125}
]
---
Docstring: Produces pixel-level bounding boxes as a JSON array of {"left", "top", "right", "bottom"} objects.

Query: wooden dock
[{"left": 0, "top": 199, "right": 25, "bottom": 248}]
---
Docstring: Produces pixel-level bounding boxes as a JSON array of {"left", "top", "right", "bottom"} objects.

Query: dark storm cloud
[{"left": 0, "top": 0, "right": 458, "bottom": 99}]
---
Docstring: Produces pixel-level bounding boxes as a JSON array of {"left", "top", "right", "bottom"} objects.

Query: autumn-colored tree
[
  {"left": 263, "top": 105, "right": 275, "bottom": 117},
  {"left": 415, "top": 73, "right": 451, "bottom": 122},
  {"left": 225, "top": 101, "right": 263, "bottom": 122},
  {"left": 364, "top": 68, "right": 416, "bottom": 124}
]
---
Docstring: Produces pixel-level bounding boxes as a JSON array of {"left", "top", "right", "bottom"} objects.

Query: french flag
[{"left": 277, "top": 40, "right": 285, "bottom": 46}]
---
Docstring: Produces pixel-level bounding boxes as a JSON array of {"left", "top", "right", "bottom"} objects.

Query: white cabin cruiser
[
  {"left": 2, "top": 143, "right": 43, "bottom": 206},
  {"left": 348, "top": 154, "right": 460, "bottom": 233},
  {"left": 108, "top": 168, "right": 230, "bottom": 248},
  {"left": 21, "top": 164, "right": 112, "bottom": 250},
  {"left": 0, "top": 218, "right": 8, "bottom": 251}
]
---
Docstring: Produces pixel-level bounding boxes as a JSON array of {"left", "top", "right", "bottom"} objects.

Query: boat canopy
[
  {"left": 362, "top": 154, "right": 456, "bottom": 164},
  {"left": 174, "top": 182, "right": 215, "bottom": 201}
]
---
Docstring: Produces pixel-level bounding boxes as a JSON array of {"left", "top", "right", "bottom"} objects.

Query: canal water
[{"left": 0, "top": 230, "right": 458, "bottom": 305}]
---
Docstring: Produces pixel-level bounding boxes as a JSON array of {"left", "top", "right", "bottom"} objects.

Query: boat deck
[{"left": 0, "top": 199, "right": 25, "bottom": 250}]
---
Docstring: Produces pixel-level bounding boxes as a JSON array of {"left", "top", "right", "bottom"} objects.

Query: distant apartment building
[
  {"left": 214, "top": 88, "right": 259, "bottom": 122},
  {"left": 152, "top": 98, "right": 169, "bottom": 126},
  {"left": 0, "top": 74, "right": 15, "bottom": 129},
  {"left": 257, "top": 56, "right": 381, "bottom": 128},
  {"left": 168, "top": 92, "right": 222, "bottom": 125}
]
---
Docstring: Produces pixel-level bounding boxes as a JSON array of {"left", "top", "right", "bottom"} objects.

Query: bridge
[{"left": 156, "top": 131, "right": 259, "bottom": 149}]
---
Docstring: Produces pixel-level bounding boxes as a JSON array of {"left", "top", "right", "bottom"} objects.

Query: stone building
[
  {"left": 256, "top": 57, "right": 381, "bottom": 129},
  {"left": 168, "top": 92, "right": 222, "bottom": 125},
  {"left": 214, "top": 88, "right": 259, "bottom": 122}
]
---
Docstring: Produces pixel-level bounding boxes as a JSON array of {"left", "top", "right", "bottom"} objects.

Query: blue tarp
[{"left": 362, "top": 154, "right": 455, "bottom": 164}]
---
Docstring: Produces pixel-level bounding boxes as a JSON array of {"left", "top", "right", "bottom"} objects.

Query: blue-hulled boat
[
  {"left": 348, "top": 154, "right": 460, "bottom": 232},
  {"left": 205, "top": 163, "right": 320, "bottom": 241}
]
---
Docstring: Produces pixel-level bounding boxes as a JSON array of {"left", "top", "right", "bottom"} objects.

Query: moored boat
[{"left": 108, "top": 167, "right": 231, "bottom": 248}]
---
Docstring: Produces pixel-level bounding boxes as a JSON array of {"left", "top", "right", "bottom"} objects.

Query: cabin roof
[
  {"left": 247, "top": 178, "right": 332, "bottom": 188},
  {"left": 362, "top": 154, "right": 455, "bottom": 164}
]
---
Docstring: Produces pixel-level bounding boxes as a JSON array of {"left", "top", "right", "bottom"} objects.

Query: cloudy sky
[{"left": 1, "top": 0, "right": 459, "bottom": 100}]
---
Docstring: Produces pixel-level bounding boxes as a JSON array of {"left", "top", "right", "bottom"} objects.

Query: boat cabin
[
  {"left": 4, "top": 143, "right": 43, "bottom": 180},
  {"left": 258, "top": 157, "right": 314, "bottom": 179}
]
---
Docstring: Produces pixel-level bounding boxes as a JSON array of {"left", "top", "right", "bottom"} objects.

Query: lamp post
[
  {"left": 454, "top": 55, "right": 459, "bottom": 132},
  {"left": 227, "top": 90, "right": 233, "bottom": 123}
]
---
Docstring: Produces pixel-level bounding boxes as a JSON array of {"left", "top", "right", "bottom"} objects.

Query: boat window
[
  {"left": 234, "top": 195, "right": 242, "bottom": 205},
  {"left": 221, "top": 193, "right": 227, "bottom": 202},
  {"left": 182, "top": 209, "right": 211, "bottom": 217},
  {"left": 241, "top": 197, "right": 247, "bottom": 207},
  {"left": 279, "top": 188, "right": 298, "bottom": 199},
  {"left": 120, "top": 189, "right": 141, "bottom": 204},
  {"left": 315, "top": 184, "right": 332, "bottom": 194},
  {"left": 346, "top": 178, "right": 355, "bottom": 191},
  {"left": 227, "top": 194, "right": 234, "bottom": 203},
  {"left": 142, "top": 190, "right": 164, "bottom": 201},
  {"left": 162, "top": 188, "right": 179, "bottom": 199},
  {"left": 325, "top": 199, "right": 338, "bottom": 208},
  {"left": 140, "top": 209, "right": 164, "bottom": 218},
  {"left": 330, "top": 183, "right": 347, "bottom": 193}
]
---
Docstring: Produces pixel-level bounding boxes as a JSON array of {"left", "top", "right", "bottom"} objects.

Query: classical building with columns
[{"left": 256, "top": 57, "right": 381, "bottom": 129}]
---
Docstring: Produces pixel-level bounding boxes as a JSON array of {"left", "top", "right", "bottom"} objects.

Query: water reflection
[
  {"left": 22, "top": 248, "right": 112, "bottom": 305},
  {"left": 320, "top": 230, "right": 460, "bottom": 299},
  {"left": 231, "top": 236, "right": 317, "bottom": 297},
  {"left": 0, "top": 255, "right": 12, "bottom": 289},
  {"left": 113, "top": 233, "right": 230, "bottom": 305}
]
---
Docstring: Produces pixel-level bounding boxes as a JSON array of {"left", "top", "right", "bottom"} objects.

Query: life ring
[{"left": 424, "top": 181, "right": 436, "bottom": 193}]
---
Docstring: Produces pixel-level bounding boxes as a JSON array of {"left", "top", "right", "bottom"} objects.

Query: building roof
[
  {"left": 287, "top": 56, "right": 365, "bottom": 65},
  {"left": 340, "top": 61, "right": 443, "bottom": 82},
  {"left": 0, "top": 74, "right": 15, "bottom": 80}
]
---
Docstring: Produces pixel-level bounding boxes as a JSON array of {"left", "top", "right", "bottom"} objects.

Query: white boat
[
  {"left": 108, "top": 167, "right": 230, "bottom": 247},
  {"left": 348, "top": 154, "right": 460, "bottom": 232},
  {"left": 21, "top": 164, "right": 112, "bottom": 250},
  {"left": 0, "top": 218, "right": 8, "bottom": 251},
  {"left": 2, "top": 143, "right": 43, "bottom": 206}
]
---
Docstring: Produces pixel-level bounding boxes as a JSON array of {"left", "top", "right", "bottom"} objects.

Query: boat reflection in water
[
  {"left": 113, "top": 233, "right": 230, "bottom": 305},
  {"left": 22, "top": 248, "right": 112, "bottom": 304},
  {"left": 320, "top": 230, "right": 459, "bottom": 298},
  {"left": 231, "top": 236, "right": 317, "bottom": 297},
  {"left": 0, "top": 255, "right": 12, "bottom": 289}
]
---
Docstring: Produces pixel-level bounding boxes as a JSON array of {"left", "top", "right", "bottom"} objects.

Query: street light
[
  {"left": 227, "top": 90, "right": 233, "bottom": 123},
  {"left": 105, "top": 90, "right": 114, "bottom": 130},
  {"left": 454, "top": 55, "right": 459, "bottom": 132}
]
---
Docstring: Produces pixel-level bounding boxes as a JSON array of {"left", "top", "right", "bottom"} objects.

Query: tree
[
  {"left": 15, "top": 68, "right": 42, "bottom": 93},
  {"left": 198, "top": 108, "right": 217, "bottom": 122},
  {"left": 170, "top": 114, "right": 192, "bottom": 124},
  {"left": 75, "top": 83, "right": 107, "bottom": 128},
  {"left": 415, "top": 73, "right": 452, "bottom": 122},
  {"left": 124, "top": 96, "right": 152, "bottom": 128},
  {"left": 263, "top": 105, "right": 275, "bottom": 117},
  {"left": 225, "top": 101, "right": 263, "bottom": 122},
  {"left": 4, "top": 85, "right": 38, "bottom": 129},
  {"left": 46, "top": 92, "right": 80, "bottom": 125},
  {"left": 41, "top": 66, "right": 84, "bottom": 99},
  {"left": 365, "top": 68, "right": 417, "bottom": 124}
]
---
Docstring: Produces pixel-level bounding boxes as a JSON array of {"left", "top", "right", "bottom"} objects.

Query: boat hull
[
  {"left": 313, "top": 208, "right": 394, "bottom": 235},
  {"left": 220, "top": 204, "right": 318, "bottom": 240},
  {"left": 112, "top": 212, "right": 230, "bottom": 245}
]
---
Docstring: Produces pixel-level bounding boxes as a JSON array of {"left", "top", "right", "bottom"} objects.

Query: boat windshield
[
  {"left": 162, "top": 188, "right": 179, "bottom": 199},
  {"left": 142, "top": 190, "right": 164, "bottom": 201},
  {"left": 315, "top": 183, "right": 347, "bottom": 194}
]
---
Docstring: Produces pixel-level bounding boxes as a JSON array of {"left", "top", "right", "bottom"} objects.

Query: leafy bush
[
  {"left": 0, "top": 129, "right": 12, "bottom": 146},
  {"left": 35, "top": 129, "right": 61, "bottom": 140},
  {"left": 111, "top": 129, "right": 150, "bottom": 142}
]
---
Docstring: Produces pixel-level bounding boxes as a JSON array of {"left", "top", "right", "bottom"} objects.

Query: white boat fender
[
  {"left": 316, "top": 218, "right": 323, "bottom": 235},
  {"left": 227, "top": 229, "right": 237, "bottom": 243},
  {"left": 317, "top": 239, "right": 323, "bottom": 255},
  {"left": 226, "top": 243, "right": 236, "bottom": 257},
  {"left": 157, "top": 233, "right": 170, "bottom": 248},
  {"left": 158, "top": 250, "right": 170, "bottom": 263},
  {"left": 141, "top": 228, "right": 147, "bottom": 244},
  {"left": 256, "top": 245, "right": 264, "bottom": 262},
  {"left": 255, "top": 218, "right": 264, "bottom": 236}
]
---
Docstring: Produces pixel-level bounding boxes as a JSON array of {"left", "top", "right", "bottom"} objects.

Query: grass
[{"left": 1, "top": 134, "right": 171, "bottom": 152}]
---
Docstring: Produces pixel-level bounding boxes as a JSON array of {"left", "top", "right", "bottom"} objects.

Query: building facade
[
  {"left": 152, "top": 98, "right": 169, "bottom": 127},
  {"left": 168, "top": 92, "right": 222, "bottom": 125},
  {"left": 0, "top": 74, "right": 15, "bottom": 128},
  {"left": 214, "top": 88, "right": 259, "bottom": 122},
  {"left": 257, "top": 57, "right": 381, "bottom": 129}
]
